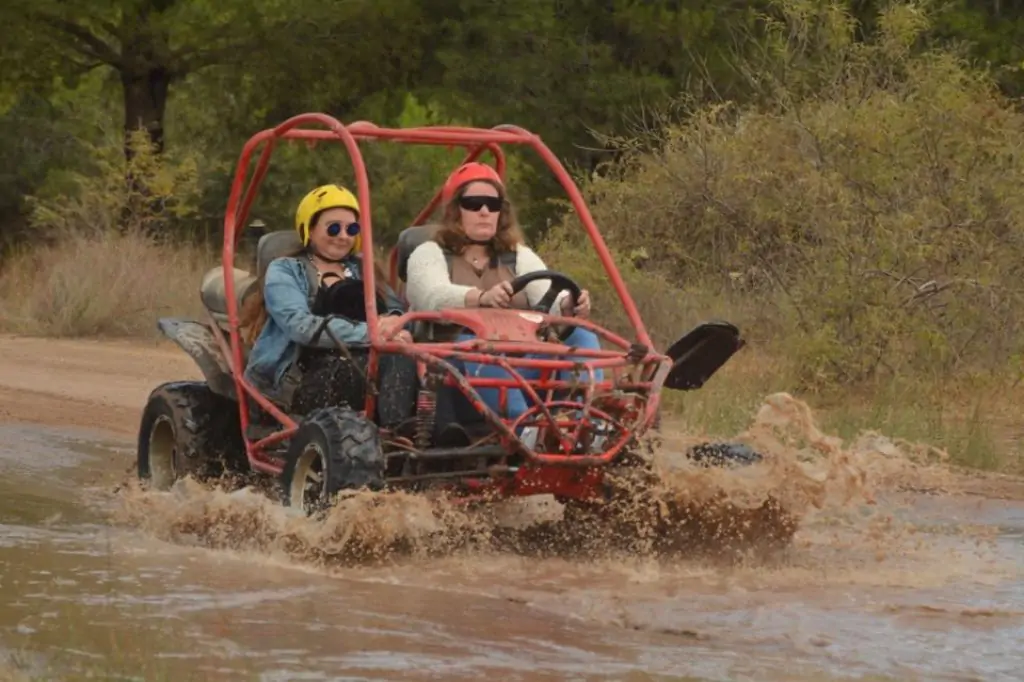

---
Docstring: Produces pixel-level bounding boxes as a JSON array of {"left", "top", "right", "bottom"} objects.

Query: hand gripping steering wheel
[{"left": 508, "top": 270, "right": 583, "bottom": 342}]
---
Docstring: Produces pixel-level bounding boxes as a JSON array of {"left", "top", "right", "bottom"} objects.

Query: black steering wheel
[{"left": 508, "top": 269, "right": 583, "bottom": 342}]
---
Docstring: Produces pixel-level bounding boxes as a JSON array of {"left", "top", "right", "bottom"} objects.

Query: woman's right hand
[
  {"left": 377, "top": 315, "right": 410, "bottom": 342},
  {"left": 479, "top": 281, "right": 514, "bottom": 308}
]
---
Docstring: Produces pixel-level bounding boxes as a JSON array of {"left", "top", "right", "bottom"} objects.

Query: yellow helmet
[{"left": 294, "top": 184, "right": 361, "bottom": 249}]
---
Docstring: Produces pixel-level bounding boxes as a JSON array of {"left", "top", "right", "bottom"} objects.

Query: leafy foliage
[
  {"left": 3, "top": 0, "right": 1024, "bottom": 389},
  {"left": 544, "top": 0, "right": 1024, "bottom": 389},
  {"left": 4, "top": 0, "right": 1024, "bottom": 245},
  {"left": 29, "top": 127, "right": 202, "bottom": 237}
]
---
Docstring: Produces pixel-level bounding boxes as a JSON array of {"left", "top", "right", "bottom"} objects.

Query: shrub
[
  {"left": 544, "top": 0, "right": 1024, "bottom": 391},
  {"left": 0, "top": 128, "right": 212, "bottom": 337},
  {"left": 0, "top": 230, "right": 210, "bottom": 338}
]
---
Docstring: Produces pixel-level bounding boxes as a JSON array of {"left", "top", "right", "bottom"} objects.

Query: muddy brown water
[{"left": 2, "top": 394, "right": 1024, "bottom": 681}]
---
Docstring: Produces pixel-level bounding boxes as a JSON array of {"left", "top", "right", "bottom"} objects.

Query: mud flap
[
  {"left": 157, "top": 317, "right": 237, "bottom": 401},
  {"left": 663, "top": 320, "right": 745, "bottom": 391}
]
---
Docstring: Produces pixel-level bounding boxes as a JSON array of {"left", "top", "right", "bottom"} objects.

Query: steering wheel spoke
[{"left": 507, "top": 270, "right": 583, "bottom": 342}]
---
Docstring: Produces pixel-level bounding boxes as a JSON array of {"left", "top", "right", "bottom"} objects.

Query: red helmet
[{"left": 441, "top": 162, "right": 504, "bottom": 205}]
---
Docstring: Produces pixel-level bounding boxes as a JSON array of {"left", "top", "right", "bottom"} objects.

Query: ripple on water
[{"left": 3, "top": 395, "right": 1024, "bottom": 681}]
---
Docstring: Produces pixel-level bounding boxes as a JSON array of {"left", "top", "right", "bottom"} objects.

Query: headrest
[
  {"left": 395, "top": 224, "right": 442, "bottom": 282},
  {"left": 256, "top": 230, "right": 303, "bottom": 278}
]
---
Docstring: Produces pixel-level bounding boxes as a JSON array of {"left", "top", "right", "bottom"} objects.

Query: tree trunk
[
  {"left": 116, "top": 0, "right": 176, "bottom": 234},
  {"left": 120, "top": 65, "right": 172, "bottom": 235},
  {"left": 121, "top": 65, "right": 170, "bottom": 160}
]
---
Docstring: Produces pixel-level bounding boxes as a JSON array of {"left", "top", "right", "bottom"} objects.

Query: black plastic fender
[
  {"left": 156, "top": 317, "right": 238, "bottom": 401},
  {"left": 663, "top": 320, "right": 745, "bottom": 391}
]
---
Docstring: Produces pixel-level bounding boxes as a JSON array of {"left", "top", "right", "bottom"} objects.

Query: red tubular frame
[{"left": 219, "top": 113, "right": 668, "bottom": 477}]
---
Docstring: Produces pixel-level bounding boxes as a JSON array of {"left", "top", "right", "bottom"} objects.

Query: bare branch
[
  {"left": 168, "top": 39, "right": 252, "bottom": 77},
  {"left": 169, "top": 15, "right": 345, "bottom": 77},
  {"left": 78, "top": 11, "right": 120, "bottom": 42},
  {"left": 68, "top": 58, "right": 107, "bottom": 76},
  {"left": 26, "top": 10, "right": 121, "bottom": 67}
]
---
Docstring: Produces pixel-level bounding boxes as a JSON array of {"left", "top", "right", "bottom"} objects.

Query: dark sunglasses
[
  {"left": 458, "top": 195, "right": 503, "bottom": 213},
  {"left": 325, "top": 221, "right": 360, "bottom": 238}
]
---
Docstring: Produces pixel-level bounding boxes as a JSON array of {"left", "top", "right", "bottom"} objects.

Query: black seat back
[{"left": 395, "top": 224, "right": 442, "bottom": 282}]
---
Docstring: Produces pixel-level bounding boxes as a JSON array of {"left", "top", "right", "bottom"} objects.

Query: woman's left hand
[{"left": 562, "top": 288, "right": 591, "bottom": 319}]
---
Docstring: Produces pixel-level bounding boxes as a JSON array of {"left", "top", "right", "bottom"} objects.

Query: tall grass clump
[
  {"left": 0, "top": 129, "right": 214, "bottom": 338},
  {"left": 541, "top": 0, "right": 1024, "bottom": 468}
]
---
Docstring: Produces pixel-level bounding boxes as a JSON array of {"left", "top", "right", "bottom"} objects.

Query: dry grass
[
  {"left": 0, "top": 663, "right": 30, "bottom": 682},
  {"left": 0, "top": 230, "right": 213, "bottom": 338},
  {"left": 0, "top": 226, "right": 1014, "bottom": 472},
  {"left": 539, "top": 235, "right": 1023, "bottom": 472},
  {"left": 670, "top": 342, "right": 1024, "bottom": 473}
]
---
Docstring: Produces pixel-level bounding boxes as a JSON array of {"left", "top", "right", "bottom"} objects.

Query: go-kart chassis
[{"left": 202, "top": 112, "right": 738, "bottom": 503}]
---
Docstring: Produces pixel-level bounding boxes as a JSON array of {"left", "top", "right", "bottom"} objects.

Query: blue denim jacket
[{"left": 243, "top": 255, "right": 405, "bottom": 407}]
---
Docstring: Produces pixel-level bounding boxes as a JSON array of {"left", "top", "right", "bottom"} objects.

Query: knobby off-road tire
[
  {"left": 684, "top": 441, "right": 763, "bottom": 467},
  {"left": 279, "top": 406, "right": 386, "bottom": 515},
  {"left": 137, "top": 381, "right": 247, "bottom": 491}
]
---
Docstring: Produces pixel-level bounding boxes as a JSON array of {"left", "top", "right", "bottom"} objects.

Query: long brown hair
[
  {"left": 239, "top": 241, "right": 303, "bottom": 346},
  {"left": 239, "top": 226, "right": 397, "bottom": 346},
  {"left": 434, "top": 180, "right": 524, "bottom": 257}
]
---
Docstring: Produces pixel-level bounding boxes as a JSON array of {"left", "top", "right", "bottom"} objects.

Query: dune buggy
[{"left": 135, "top": 113, "right": 756, "bottom": 523}]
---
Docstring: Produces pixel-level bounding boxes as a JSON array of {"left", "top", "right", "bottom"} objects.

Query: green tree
[
  {"left": 0, "top": 0, "right": 431, "bottom": 161},
  {"left": 849, "top": 0, "right": 1024, "bottom": 95},
  {"left": 420, "top": 0, "right": 767, "bottom": 231}
]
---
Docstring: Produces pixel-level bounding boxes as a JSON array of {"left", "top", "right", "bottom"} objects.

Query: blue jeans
[{"left": 455, "top": 326, "right": 605, "bottom": 423}]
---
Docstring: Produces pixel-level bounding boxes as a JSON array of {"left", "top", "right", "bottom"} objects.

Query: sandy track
[
  {"left": 3, "top": 332, "right": 1024, "bottom": 502},
  {"left": 0, "top": 335, "right": 201, "bottom": 437}
]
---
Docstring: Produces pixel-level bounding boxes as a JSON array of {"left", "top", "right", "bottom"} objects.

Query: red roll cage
[{"left": 215, "top": 113, "right": 670, "bottom": 479}]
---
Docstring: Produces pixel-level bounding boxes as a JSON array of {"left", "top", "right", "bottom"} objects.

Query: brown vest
[
  {"left": 419, "top": 250, "right": 528, "bottom": 341},
  {"left": 448, "top": 253, "right": 530, "bottom": 310}
]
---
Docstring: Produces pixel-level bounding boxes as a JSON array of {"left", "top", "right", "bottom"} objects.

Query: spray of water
[{"left": 112, "top": 393, "right": 978, "bottom": 570}]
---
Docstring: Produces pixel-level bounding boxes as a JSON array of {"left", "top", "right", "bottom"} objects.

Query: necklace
[{"left": 308, "top": 252, "right": 351, "bottom": 282}]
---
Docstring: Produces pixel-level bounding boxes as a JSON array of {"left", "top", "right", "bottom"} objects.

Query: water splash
[{"left": 111, "top": 392, "right": 989, "bottom": 570}]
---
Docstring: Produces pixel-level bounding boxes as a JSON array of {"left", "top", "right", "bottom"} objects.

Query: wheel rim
[
  {"left": 148, "top": 415, "right": 177, "bottom": 490},
  {"left": 290, "top": 443, "right": 327, "bottom": 512}
]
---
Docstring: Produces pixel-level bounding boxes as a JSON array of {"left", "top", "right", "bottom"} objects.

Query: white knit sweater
[{"left": 405, "top": 241, "right": 568, "bottom": 314}]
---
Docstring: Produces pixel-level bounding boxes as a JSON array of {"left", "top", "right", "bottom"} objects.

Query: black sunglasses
[
  {"left": 458, "top": 195, "right": 503, "bottom": 213},
  {"left": 325, "top": 221, "right": 360, "bottom": 238}
]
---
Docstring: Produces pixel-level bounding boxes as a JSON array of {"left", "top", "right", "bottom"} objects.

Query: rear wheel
[
  {"left": 137, "top": 381, "right": 246, "bottom": 490},
  {"left": 279, "top": 406, "right": 386, "bottom": 514}
]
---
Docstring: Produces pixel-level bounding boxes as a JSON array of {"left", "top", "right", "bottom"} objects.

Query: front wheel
[{"left": 279, "top": 406, "right": 386, "bottom": 514}]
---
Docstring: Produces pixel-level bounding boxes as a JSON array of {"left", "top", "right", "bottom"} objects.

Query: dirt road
[
  {"left": 0, "top": 334, "right": 201, "bottom": 437},
  {"left": 2, "top": 334, "right": 1024, "bottom": 681},
  {"left": 2, "top": 332, "right": 1023, "bottom": 496}
]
